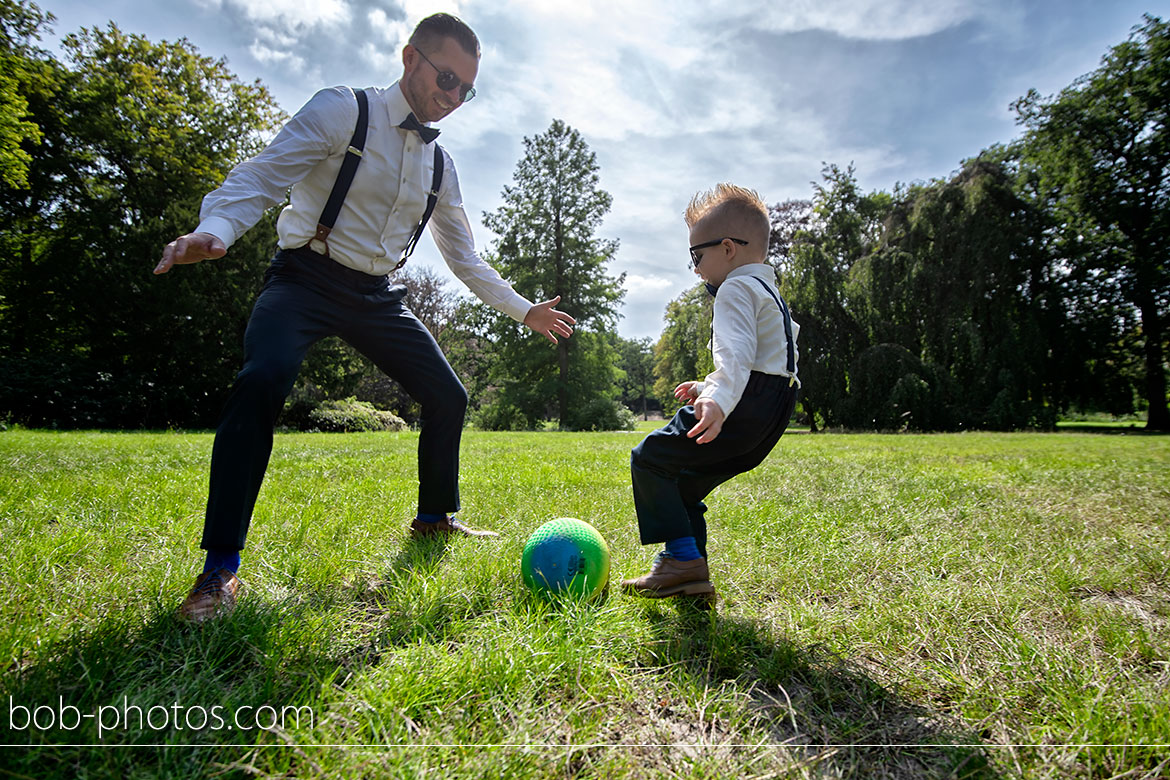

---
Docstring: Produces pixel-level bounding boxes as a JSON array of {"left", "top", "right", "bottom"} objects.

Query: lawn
[{"left": 1, "top": 428, "right": 1167, "bottom": 778}]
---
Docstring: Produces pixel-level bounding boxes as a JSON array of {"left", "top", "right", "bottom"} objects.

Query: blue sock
[
  {"left": 665, "top": 536, "right": 702, "bottom": 562},
  {"left": 203, "top": 549, "right": 241, "bottom": 574},
  {"left": 416, "top": 512, "right": 445, "bottom": 524}
]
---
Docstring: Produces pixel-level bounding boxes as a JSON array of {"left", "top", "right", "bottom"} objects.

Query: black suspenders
[
  {"left": 309, "top": 89, "right": 368, "bottom": 258},
  {"left": 752, "top": 277, "right": 798, "bottom": 383},
  {"left": 308, "top": 87, "right": 444, "bottom": 271},
  {"left": 394, "top": 144, "right": 442, "bottom": 272}
]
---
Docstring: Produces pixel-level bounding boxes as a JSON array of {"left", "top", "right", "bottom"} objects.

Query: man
[{"left": 156, "top": 13, "right": 575, "bottom": 622}]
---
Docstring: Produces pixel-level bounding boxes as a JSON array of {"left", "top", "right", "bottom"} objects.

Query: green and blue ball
[{"left": 521, "top": 517, "right": 611, "bottom": 600}]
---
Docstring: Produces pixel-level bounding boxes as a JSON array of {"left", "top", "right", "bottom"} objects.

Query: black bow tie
[
  {"left": 705, "top": 282, "right": 719, "bottom": 298},
  {"left": 399, "top": 113, "right": 440, "bottom": 144}
]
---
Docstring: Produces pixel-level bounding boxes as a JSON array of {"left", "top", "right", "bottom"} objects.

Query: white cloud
[
  {"left": 222, "top": 0, "right": 351, "bottom": 29},
  {"left": 755, "top": 0, "right": 985, "bottom": 40},
  {"left": 368, "top": 8, "right": 408, "bottom": 45},
  {"left": 249, "top": 41, "right": 294, "bottom": 65},
  {"left": 360, "top": 41, "right": 400, "bottom": 76},
  {"left": 625, "top": 273, "right": 675, "bottom": 298}
]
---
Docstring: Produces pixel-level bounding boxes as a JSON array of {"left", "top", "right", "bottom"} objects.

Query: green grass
[{"left": 1, "top": 428, "right": 1168, "bottom": 778}]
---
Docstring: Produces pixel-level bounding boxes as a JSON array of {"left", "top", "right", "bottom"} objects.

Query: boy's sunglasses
[
  {"left": 689, "top": 237, "right": 748, "bottom": 269},
  {"left": 416, "top": 48, "right": 477, "bottom": 103}
]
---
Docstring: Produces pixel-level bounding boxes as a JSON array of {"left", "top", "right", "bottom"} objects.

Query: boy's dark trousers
[
  {"left": 631, "top": 371, "right": 798, "bottom": 558},
  {"left": 200, "top": 247, "right": 468, "bottom": 552}
]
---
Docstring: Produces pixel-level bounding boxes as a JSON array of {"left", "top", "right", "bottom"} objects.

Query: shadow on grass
[
  {"left": 386, "top": 533, "right": 451, "bottom": 574},
  {"left": 632, "top": 600, "right": 999, "bottom": 780},
  {"left": 0, "top": 602, "right": 328, "bottom": 778},
  {"left": 1053, "top": 423, "right": 1164, "bottom": 435},
  {"left": 1, "top": 535, "right": 480, "bottom": 779}
]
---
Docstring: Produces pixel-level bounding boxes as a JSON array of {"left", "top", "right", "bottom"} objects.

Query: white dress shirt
[
  {"left": 696, "top": 263, "right": 801, "bottom": 417},
  {"left": 196, "top": 82, "right": 533, "bottom": 323}
]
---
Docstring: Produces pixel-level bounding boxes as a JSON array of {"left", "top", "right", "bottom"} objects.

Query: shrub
[
  {"left": 470, "top": 399, "right": 536, "bottom": 431},
  {"left": 562, "top": 397, "right": 637, "bottom": 432},
  {"left": 303, "top": 397, "right": 407, "bottom": 433}
]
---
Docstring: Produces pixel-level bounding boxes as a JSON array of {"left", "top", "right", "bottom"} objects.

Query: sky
[{"left": 36, "top": 0, "right": 1168, "bottom": 341}]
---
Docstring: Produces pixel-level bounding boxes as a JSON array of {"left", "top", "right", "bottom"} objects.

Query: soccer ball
[{"left": 521, "top": 517, "right": 611, "bottom": 600}]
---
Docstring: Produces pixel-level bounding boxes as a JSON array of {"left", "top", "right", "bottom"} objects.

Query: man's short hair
[
  {"left": 685, "top": 183, "right": 771, "bottom": 254},
  {"left": 410, "top": 13, "right": 480, "bottom": 58}
]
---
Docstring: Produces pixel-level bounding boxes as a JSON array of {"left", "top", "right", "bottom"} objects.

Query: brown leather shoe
[
  {"left": 621, "top": 553, "right": 716, "bottom": 599},
  {"left": 179, "top": 568, "right": 241, "bottom": 622},
  {"left": 410, "top": 516, "right": 499, "bottom": 539}
]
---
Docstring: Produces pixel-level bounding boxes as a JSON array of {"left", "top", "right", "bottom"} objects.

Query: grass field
[{"left": 1, "top": 427, "right": 1167, "bottom": 778}]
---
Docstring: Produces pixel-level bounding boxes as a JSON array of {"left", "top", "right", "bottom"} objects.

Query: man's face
[{"left": 401, "top": 36, "right": 479, "bottom": 124}]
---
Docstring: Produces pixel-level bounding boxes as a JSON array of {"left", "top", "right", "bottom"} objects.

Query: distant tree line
[
  {"left": 1, "top": 2, "right": 1165, "bottom": 431},
  {"left": 654, "top": 15, "right": 1168, "bottom": 431},
  {"left": 0, "top": 2, "right": 643, "bottom": 431}
]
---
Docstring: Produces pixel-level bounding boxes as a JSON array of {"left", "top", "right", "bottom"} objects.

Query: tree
[
  {"left": 780, "top": 164, "right": 887, "bottom": 429},
  {"left": 852, "top": 156, "right": 1058, "bottom": 429},
  {"left": 0, "top": 20, "right": 284, "bottom": 428},
  {"left": 0, "top": 0, "right": 49, "bottom": 189},
  {"left": 1013, "top": 14, "right": 1170, "bottom": 429},
  {"left": 480, "top": 119, "right": 626, "bottom": 429},
  {"left": 767, "top": 198, "right": 812, "bottom": 268},
  {"left": 616, "top": 335, "right": 657, "bottom": 420},
  {"left": 652, "top": 284, "right": 714, "bottom": 413}
]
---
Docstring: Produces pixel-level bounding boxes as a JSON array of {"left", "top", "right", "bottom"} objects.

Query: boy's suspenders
[
  {"left": 752, "top": 277, "right": 798, "bottom": 386},
  {"left": 308, "top": 87, "right": 445, "bottom": 270}
]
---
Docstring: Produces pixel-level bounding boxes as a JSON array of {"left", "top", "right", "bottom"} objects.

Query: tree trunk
[
  {"left": 557, "top": 340, "right": 569, "bottom": 424},
  {"left": 1137, "top": 290, "right": 1170, "bottom": 430}
]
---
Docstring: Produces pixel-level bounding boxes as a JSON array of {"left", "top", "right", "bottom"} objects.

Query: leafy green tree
[
  {"left": 767, "top": 198, "right": 812, "bottom": 268},
  {"left": 652, "top": 284, "right": 714, "bottom": 413},
  {"left": 0, "top": 0, "right": 49, "bottom": 189},
  {"left": 616, "top": 335, "right": 656, "bottom": 419},
  {"left": 852, "top": 156, "right": 1058, "bottom": 430},
  {"left": 480, "top": 119, "right": 626, "bottom": 429},
  {"left": 1013, "top": 14, "right": 1170, "bottom": 429},
  {"left": 781, "top": 164, "right": 888, "bottom": 429},
  {"left": 0, "top": 20, "right": 284, "bottom": 427}
]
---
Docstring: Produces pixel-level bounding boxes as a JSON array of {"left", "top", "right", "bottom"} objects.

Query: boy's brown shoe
[
  {"left": 410, "top": 516, "right": 499, "bottom": 539},
  {"left": 179, "top": 568, "right": 241, "bottom": 623},
  {"left": 620, "top": 553, "right": 717, "bottom": 599}
]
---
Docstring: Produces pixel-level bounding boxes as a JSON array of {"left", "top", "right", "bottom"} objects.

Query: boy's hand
[
  {"left": 687, "top": 397, "right": 725, "bottom": 444},
  {"left": 674, "top": 381, "right": 700, "bottom": 402},
  {"left": 156, "top": 232, "right": 226, "bottom": 274},
  {"left": 524, "top": 295, "right": 577, "bottom": 344}
]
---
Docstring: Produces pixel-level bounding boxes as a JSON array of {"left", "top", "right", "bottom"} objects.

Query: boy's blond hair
[{"left": 685, "top": 183, "right": 770, "bottom": 258}]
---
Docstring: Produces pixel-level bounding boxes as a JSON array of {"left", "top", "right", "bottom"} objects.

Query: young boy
[{"left": 621, "top": 183, "right": 800, "bottom": 603}]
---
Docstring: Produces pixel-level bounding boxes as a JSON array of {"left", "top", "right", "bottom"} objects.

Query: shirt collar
[
  {"left": 388, "top": 80, "right": 434, "bottom": 129},
  {"left": 726, "top": 263, "right": 776, "bottom": 283}
]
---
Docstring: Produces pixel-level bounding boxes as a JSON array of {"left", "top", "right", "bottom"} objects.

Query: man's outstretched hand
[
  {"left": 524, "top": 295, "right": 577, "bottom": 344},
  {"left": 155, "top": 232, "right": 226, "bottom": 275}
]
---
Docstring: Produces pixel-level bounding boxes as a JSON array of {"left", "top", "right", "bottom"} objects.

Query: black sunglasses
[
  {"left": 689, "top": 237, "right": 748, "bottom": 269},
  {"left": 415, "top": 48, "right": 477, "bottom": 103}
]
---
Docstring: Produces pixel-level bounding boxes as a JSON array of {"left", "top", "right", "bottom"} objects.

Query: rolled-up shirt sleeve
[
  {"left": 196, "top": 87, "right": 353, "bottom": 248},
  {"left": 697, "top": 280, "right": 758, "bottom": 417},
  {"left": 428, "top": 150, "right": 533, "bottom": 323}
]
